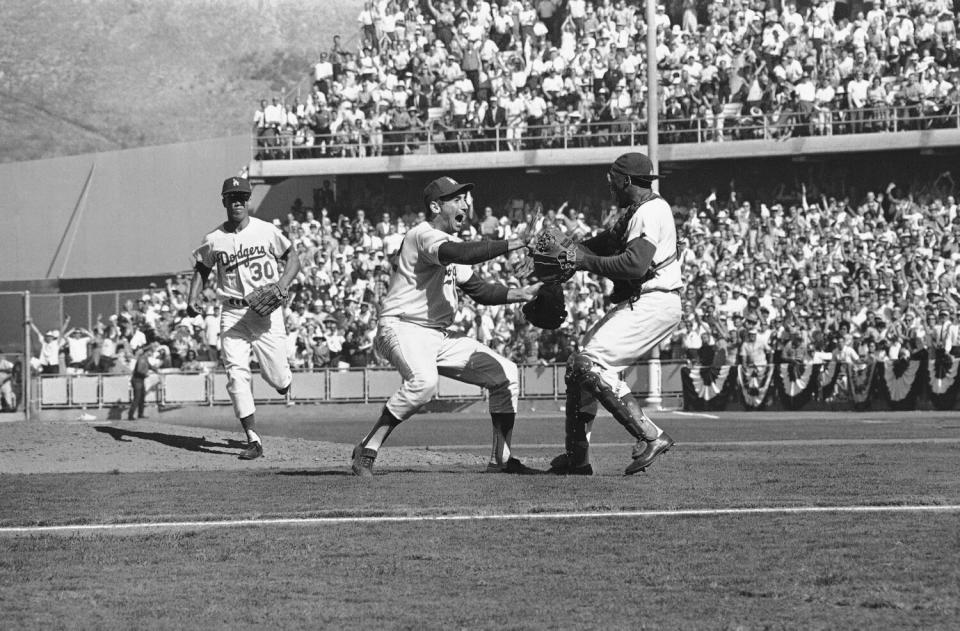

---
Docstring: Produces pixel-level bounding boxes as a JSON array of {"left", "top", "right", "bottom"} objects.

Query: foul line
[
  {"left": 423, "top": 437, "right": 960, "bottom": 451},
  {"left": 4, "top": 504, "right": 960, "bottom": 536}
]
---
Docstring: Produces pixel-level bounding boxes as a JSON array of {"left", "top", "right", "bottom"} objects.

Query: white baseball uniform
[
  {"left": 376, "top": 221, "right": 519, "bottom": 444},
  {"left": 192, "top": 216, "right": 293, "bottom": 418},
  {"left": 580, "top": 195, "right": 683, "bottom": 401}
]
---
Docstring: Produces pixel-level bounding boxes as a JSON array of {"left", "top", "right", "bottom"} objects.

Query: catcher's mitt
[
  {"left": 529, "top": 225, "right": 584, "bottom": 284},
  {"left": 245, "top": 283, "right": 288, "bottom": 317},
  {"left": 522, "top": 284, "right": 567, "bottom": 329}
]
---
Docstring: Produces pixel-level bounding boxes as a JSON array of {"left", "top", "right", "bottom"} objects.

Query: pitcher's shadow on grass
[{"left": 94, "top": 425, "right": 246, "bottom": 455}]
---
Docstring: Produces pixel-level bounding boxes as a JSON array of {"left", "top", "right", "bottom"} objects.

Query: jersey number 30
[{"left": 249, "top": 260, "right": 276, "bottom": 281}]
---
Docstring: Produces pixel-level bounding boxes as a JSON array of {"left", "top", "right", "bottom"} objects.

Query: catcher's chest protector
[{"left": 608, "top": 192, "right": 661, "bottom": 303}]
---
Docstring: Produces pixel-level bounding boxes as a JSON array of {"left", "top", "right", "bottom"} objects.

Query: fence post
[{"left": 23, "top": 291, "right": 32, "bottom": 420}]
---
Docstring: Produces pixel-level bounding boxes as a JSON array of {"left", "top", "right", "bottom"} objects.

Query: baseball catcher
[
  {"left": 245, "top": 283, "right": 288, "bottom": 317},
  {"left": 542, "top": 152, "right": 682, "bottom": 476}
]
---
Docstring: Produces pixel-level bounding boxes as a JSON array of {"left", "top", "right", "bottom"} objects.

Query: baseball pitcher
[
  {"left": 186, "top": 177, "right": 301, "bottom": 460},
  {"left": 351, "top": 176, "right": 542, "bottom": 476}
]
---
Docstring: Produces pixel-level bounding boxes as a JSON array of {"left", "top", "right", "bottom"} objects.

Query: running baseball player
[
  {"left": 186, "top": 177, "right": 301, "bottom": 460},
  {"left": 537, "top": 152, "right": 682, "bottom": 475},
  {"left": 350, "top": 176, "right": 542, "bottom": 476}
]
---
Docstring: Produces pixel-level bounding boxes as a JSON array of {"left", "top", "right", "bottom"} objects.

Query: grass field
[{"left": 2, "top": 409, "right": 959, "bottom": 629}]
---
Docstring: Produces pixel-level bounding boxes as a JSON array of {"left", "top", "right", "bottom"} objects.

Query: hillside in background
[{"left": 0, "top": 0, "right": 362, "bottom": 163}]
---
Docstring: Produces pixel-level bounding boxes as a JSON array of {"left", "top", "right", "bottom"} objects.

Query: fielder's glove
[
  {"left": 529, "top": 224, "right": 584, "bottom": 284},
  {"left": 245, "top": 283, "right": 288, "bottom": 317},
  {"left": 522, "top": 283, "right": 567, "bottom": 329}
]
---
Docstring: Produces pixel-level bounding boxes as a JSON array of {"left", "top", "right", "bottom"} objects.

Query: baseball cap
[
  {"left": 610, "top": 152, "right": 659, "bottom": 180},
  {"left": 221, "top": 177, "right": 252, "bottom": 196},
  {"left": 423, "top": 176, "right": 474, "bottom": 206}
]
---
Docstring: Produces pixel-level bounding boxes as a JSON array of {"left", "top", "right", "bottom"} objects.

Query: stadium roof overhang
[{"left": 248, "top": 129, "right": 960, "bottom": 179}]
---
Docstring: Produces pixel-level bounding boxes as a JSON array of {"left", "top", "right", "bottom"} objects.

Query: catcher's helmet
[{"left": 610, "top": 152, "right": 659, "bottom": 180}]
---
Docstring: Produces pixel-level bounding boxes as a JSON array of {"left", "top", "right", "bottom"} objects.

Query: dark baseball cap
[
  {"left": 423, "top": 176, "right": 474, "bottom": 206},
  {"left": 610, "top": 152, "right": 659, "bottom": 180},
  {"left": 222, "top": 177, "right": 252, "bottom": 196}
]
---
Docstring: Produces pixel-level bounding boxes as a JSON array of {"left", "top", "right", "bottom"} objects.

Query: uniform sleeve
[
  {"left": 624, "top": 198, "right": 670, "bottom": 246},
  {"left": 191, "top": 236, "right": 216, "bottom": 269},
  {"left": 416, "top": 225, "right": 455, "bottom": 266},
  {"left": 453, "top": 264, "right": 473, "bottom": 284},
  {"left": 270, "top": 225, "right": 293, "bottom": 258}
]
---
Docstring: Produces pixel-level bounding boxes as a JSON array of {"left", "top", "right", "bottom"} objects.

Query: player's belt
[
  {"left": 223, "top": 298, "right": 249, "bottom": 308},
  {"left": 623, "top": 287, "right": 681, "bottom": 307},
  {"left": 638, "top": 287, "right": 682, "bottom": 296}
]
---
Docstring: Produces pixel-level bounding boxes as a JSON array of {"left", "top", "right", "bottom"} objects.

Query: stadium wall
[{"left": 0, "top": 135, "right": 250, "bottom": 286}]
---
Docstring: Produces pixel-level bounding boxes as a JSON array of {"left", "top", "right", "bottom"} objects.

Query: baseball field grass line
[
  {"left": 4, "top": 503, "right": 960, "bottom": 536},
  {"left": 418, "top": 436, "right": 960, "bottom": 450}
]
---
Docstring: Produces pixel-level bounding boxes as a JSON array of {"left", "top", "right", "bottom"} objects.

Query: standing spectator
[
  {"left": 358, "top": 2, "right": 380, "bottom": 52},
  {"left": 30, "top": 316, "right": 70, "bottom": 374},
  {"left": 479, "top": 206, "right": 501, "bottom": 239},
  {"left": 263, "top": 96, "right": 285, "bottom": 130},
  {"left": 65, "top": 326, "right": 93, "bottom": 374},
  {"left": 480, "top": 94, "right": 508, "bottom": 150},
  {"left": 738, "top": 327, "right": 770, "bottom": 366},
  {"left": 128, "top": 342, "right": 156, "bottom": 421}
]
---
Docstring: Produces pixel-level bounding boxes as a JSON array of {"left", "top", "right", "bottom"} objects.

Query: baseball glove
[
  {"left": 529, "top": 224, "right": 584, "bottom": 284},
  {"left": 245, "top": 283, "right": 288, "bottom": 317},
  {"left": 522, "top": 283, "right": 567, "bottom": 329}
]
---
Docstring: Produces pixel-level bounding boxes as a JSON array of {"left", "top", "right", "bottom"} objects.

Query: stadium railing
[
  {"left": 252, "top": 104, "right": 960, "bottom": 161},
  {"left": 34, "top": 360, "right": 686, "bottom": 410}
]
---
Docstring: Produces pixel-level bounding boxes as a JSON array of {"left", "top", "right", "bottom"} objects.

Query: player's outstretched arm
[
  {"left": 437, "top": 238, "right": 528, "bottom": 266},
  {"left": 458, "top": 274, "right": 543, "bottom": 305},
  {"left": 578, "top": 237, "right": 657, "bottom": 280}
]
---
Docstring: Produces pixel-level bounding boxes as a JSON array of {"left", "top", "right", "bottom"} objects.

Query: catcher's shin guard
[
  {"left": 566, "top": 353, "right": 651, "bottom": 442},
  {"left": 549, "top": 367, "right": 595, "bottom": 474}
]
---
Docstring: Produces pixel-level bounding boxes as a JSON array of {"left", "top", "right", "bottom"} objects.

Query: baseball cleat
[
  {"left": 351, "top": 445, "right": 377, "bottom": 477},
  {"left": 238, "top": 441, "right": 263, "bottom": 460},
  {"left": 486, "top": 457, "right": 542, "bottom": 474},
  {"left": 625, "top": 432, "right": 674, "bottom": 475},
  {"left": 547, "top": 452, "right": 593, "bottom": 476}
]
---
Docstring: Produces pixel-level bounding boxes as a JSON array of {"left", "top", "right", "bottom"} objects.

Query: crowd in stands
[
  {"left": 253, "top": 0, "right": 960, "bottom": 158},
  {"left": 25, "top": 166, "right": 960, "bottom": 380},
  {"left": 17, "top": 0, "right": 960, "bottom": 389}
]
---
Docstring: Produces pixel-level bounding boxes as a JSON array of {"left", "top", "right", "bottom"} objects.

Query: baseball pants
[
  {"left": 375, "top": 317, "right": 519, "bottom": 420},
  {"left": 577, "top": 291, "right": 682, "bottom": 408},
  {"left": 220, "top": 305, "right": 292, "bottom": 419}
]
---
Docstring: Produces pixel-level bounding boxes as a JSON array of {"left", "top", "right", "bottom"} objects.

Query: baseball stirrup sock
[
  {"left": 490, "top": 412, "right": 515, "bottom": 465},
  {"left": 239, "top": 415, "right": 260, "bottom": 444},
  {"left": 361, "top": 407, "right": 403, "bottom": 452}
]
